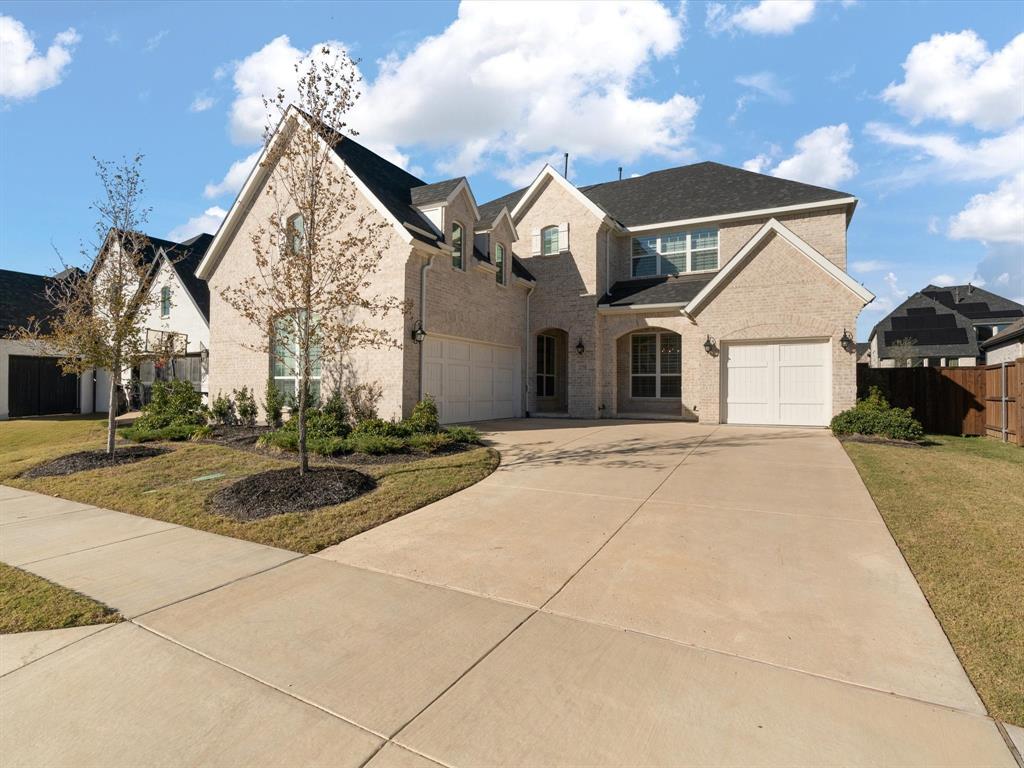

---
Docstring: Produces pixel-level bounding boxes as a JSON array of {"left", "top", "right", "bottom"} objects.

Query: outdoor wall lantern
[
  {"left": 576, "top": 337, "right": 585, "bottom": 355},
  {"left": 840, "top": 328, "right": 855, "bottom": 353},
  {"left": 703, "top": 334, "right": 717, "bottom": 356},
  {"left": 411, "top": 321, "right": 427, "bottom": 344}
]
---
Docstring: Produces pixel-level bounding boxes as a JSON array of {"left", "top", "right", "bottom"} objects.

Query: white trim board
[
  {"left": 510, "top": 165, "right": 621, "bottom": 230},
  {"left": 624, "top": 197, "right": 858, "bottom": 234},
  {"left": 685, "top": 218, "right": 874, "bottom": 317}
]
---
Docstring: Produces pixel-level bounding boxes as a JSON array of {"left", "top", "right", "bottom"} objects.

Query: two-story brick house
[{"left": 198, "top": 107, "right": 874, "bottom": 427}]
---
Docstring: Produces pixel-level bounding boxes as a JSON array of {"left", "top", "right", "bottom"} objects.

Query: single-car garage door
[
  {"left": 423, "top": 335, "right": 521, "bottom": 424},
  {"left": 8, "top": 355, "right": 79, "bottom": 418},
  {"left": 723, "top": 340, "right": 830, "bottom": 426}
]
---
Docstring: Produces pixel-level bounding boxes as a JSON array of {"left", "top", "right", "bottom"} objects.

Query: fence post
[{"left": 1002, "top": 362, "right": 1009, "bottom": 443}]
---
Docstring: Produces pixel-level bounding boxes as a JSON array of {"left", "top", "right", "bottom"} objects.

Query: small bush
[
  {"left": 321, "top": 390, "right": 349, "bottom": 424},
  {"left": 129, "top": 380, "right": 207, "bottom": 442},
  {"left": 406, "top": 396, "right": 440, "bottom": 433},
  {"left": 264, "top": 378, "right": 286, "bottom": 428},
  {"left": 122, "top": 422, "right": 207, "bottom": 443},
  {"left": 234, "top": 386, "right": 258, "bottom": 428},
  {"left": 445, "top": 426, "right": 482, "bottom": 445},
  {"left": 344, "top": 433, "right": 406, "bottom": 455},
  {"left": 210, "top": 392, "right": 236, "bottom": 426},
  {"left": 407, "top": 431, "right": 455, "bottom": 453},
  {"left": 831, "top": 387, "right": 924, "bottom": 441},
  {"left": 353, "top": 418, "right": 411, "bottom": 438},
  {"left": 343, "top": 382, "right": 381, "bottom": 424}
]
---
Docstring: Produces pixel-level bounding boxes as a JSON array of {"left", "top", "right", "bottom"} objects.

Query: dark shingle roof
[
  {"left": 598, "top": 274, "right": 713, "bottom": 307},
  {"left": 478, "top": 161, "right": 854, "bottom": 230},
  {"left": 920, "top": 284, "right": 1024, "bottom": 323},
  {"left": 0, "top": 268, "right": 75, "bottom": 336},
  {"left": 980, "top": 317, "right": 1024, "bottom": 349},
  {"left": 510, "top": 256, "right": 534, "bottom": 282},
  {"left": 869, "top": 292, "right": 979, "bottom": 360},
  {"left": 410, "top": 177, "right": 465, "bottom": 207},
  {"left": 579, "top": 162, "right": 853, "bottom": 226}
]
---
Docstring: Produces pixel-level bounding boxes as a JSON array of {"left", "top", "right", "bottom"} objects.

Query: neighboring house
[
  {"left": 855, "top": 342, "right": 871, "bottom": 365},
  {"left": 981, "top": 317, "right": 1024, "bottom": 364},
  {"left": 0, "top": 268, "right": 93, "bottom": 419},
  {"left": 198, "top": 106, "right": 874, "bottom": 428},
  {"left": 868, "top": 284, "right": 1024, "bottom": 368},
  {"left": 92, "top": 231, "right": 213, "bottom": 412}
]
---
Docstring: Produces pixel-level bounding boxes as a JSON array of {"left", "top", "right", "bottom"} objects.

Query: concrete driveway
[{"left": 1, "top": 421, "right": 1017, "bottom": 767}]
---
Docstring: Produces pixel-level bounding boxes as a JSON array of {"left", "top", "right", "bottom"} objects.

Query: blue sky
[{"left": 1, "top": 0, "right": 1022, "bottom": 339}]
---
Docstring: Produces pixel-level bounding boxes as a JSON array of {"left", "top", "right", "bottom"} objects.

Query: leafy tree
[{"left": 889, "top": 337, "right": 918, "bottom": 368}]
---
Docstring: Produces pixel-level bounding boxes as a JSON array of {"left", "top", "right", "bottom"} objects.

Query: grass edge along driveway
[
  {"left": 844, "top": 435, "right": 1023, "bottom": 727},
  {"left": 0, "top": 563, "right": 121, "bottom": 634},
  {"left": 0, "top": 416, "right": 498, "bottom": 555}
]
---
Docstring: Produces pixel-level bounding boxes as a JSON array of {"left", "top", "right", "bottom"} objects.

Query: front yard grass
[
  {"left": 0, "top": 563, "right": 120, "bottom": 634},
  {"left": 1, "top": 416, "right": 498, "bottom": 554},
  {"left": 844, "top": 435, "right": 1023, "bottom": 726}
]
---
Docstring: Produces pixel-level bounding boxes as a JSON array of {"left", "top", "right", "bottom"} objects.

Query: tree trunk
[
  {"left": 298, "top": 376, "right": 308, "bottom": 475},
  {"left": 107, "top": 366, "right": 119, "bottom": 460}
]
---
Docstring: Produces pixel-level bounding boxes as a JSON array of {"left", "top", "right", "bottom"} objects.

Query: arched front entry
[
  {"left": 616, "top": 327, "right": 682, "bottom": 417},
  {"left": 535, "top": 328, "right": 568, "bottom": 413}
]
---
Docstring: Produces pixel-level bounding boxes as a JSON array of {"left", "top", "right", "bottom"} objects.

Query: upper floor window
[
  {"left": 541, "top": 225, "right": 560, "bottom": 255},
  {"left": 271, "top": 311, "right": 321, "bottom": 406},
  {"left": 288, "top": 214, "right": 305, "bottom": 257},
  {"left": 631, "top": 228, "right": 718, "bottom": 278},
  {"left": 495, "top": 243, "right": 506, "bottom": 285},
  {"left": 451, "top": 222, "right": 465, "bottom": 270},
  {"left": 160, "top": 286, "right": 170, "bottom": 317}
]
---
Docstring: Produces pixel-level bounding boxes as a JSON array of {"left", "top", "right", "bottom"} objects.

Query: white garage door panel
[
  {"left": 725, "top": 341, "right": 830, "bottom": 427},
  {"left": 423, "top": 336, "right": 520, "bottom": 424}
]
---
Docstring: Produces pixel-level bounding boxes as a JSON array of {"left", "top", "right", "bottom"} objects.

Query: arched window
[
  {"left": 541, "top": 225, "right": 559, "bottom": 256},
  {"left": 495, "top": 243, "right": 506, "bottom": 285},
  {"left": 287, "top": 214, "right": 305, "bottom": 257},
  {"left": 451, "top": 222, "right": 464, "bottom": 270}
]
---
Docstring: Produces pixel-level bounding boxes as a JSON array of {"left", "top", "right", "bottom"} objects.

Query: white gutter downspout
[
  {"left": 418, "top": 253, "right": 434, "bottom": 401},
  {"left": 605, "top": 227, "right": 611, "bottom": 297},
  {"left": 524, "top": 282, "right": 536, "bottom": 417}
]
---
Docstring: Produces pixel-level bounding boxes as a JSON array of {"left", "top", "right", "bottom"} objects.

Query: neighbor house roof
[
  {"left": 479, "top": 161, "right": 855, "bottom": 230},
  {"left": 869, "top": 292, "right": 980, "bottom": 360},
  {"left": 980, "top": 317, "right": 1024, "bottom": 350},
  {"left": 0, "top": 268, "right": 81, "bottom": 337},
  {"left": 598, "top": 274, "right": 713, "bottom": 308},
  {"left": 920, "top": 284, "right": 1024, "bottom": 324}
]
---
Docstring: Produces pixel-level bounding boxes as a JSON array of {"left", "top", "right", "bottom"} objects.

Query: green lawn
[
  {"left": 844, "top": 435, "right": 1023, "bottom": 726},
  {"left": 0, "top": 562, "right": 120, "bottom": 634},
  {"left": 0, "top": 416, "right": 498, "bottom": 554}
]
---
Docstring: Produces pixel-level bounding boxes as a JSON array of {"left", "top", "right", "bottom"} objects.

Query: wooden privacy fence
[{"left": 857, "top": 359, "right": 1023, "bottom": 444}]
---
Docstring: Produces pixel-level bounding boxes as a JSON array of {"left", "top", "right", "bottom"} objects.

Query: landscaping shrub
[
  {"left": 407, "top": 431, "right": 454, "bottom": 453},
  {"left": 343, "top": 382, "right": 381, "bottom": 424},
  {"left": 830, "top": 387, "right": 924, "bottom": 441},
  {"left": 124, "top": 381, "right": 208, "bottom": 442},
  {"left": 352, "top": 417, "right": 411, "bottom": 438},
  {"left": 234, "top": 386, "right": 258, "bottom": 428},
  {"left": 344, "top": 433, "right": 406, "bottom": 455},
  {"left": 264, "top": 378, "right": 286, "bottom": 428},
  {"left": 406, "top": 395, "right": 440, "bottom": 433},
  {"left": 321, "top": 390, "right": 350, "bottom": 424},
  {"left": 444, "top": 425, "right": 482, "bottom": 445},
  {"left": 210, "top": 392, "right": 236, "bottom": 426}
]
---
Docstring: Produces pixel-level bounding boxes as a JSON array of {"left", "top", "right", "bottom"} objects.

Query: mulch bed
[
  {"left": 200, "top": 424, "right": 270, "bottom": 447},
  {"left": 208, "top": 466, "right": 376, "bottom": 521},
  {"left": 838, "top": 434, "right": 928, "bottom": 449},
  {"left": 23, "top": 446, "right": 170, "bottom": 478}
]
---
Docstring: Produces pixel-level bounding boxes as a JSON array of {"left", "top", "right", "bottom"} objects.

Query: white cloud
[
  {"left": 828, "top": 64, "right": 855, "bottom": 83},
  {"left": 707, "top": 0, "right": 816, "bottom": 36},
  {"left": 221, "top": 3, "right": 696, "bottom": 183},
  {"left": 0, "top": 16, "right": 80, "bottom": 101},
  {"left": 735, "top": 71, "right": 792, "bottom": 103},
  {"left": 948, "top": 173, "right": 1024, "bottom": 244},
  {"left": 203, "top": 149, "right": 261, "bottom": 199},
  {"left": 927, "top": 216, "right": 941, "bottom": 235},
  {"left": 145, "top": 30, "right": 168, "bottom": 52},
  {"left": 167, "top": 207, "right": 227, "bottom": 242},
  {"left": 929, "top": 273, "right": 956, "bottom": 287},
  {"left": 997, "top": 272, "right": 1010, "bottom": 286},
  {"left": 882, "top": 31, "right": 1024, "bottom": 131},
  {"left": 863, "top": 270, "right": 907, "bottom": 314},
  {"left": 749, "top": 124, "right": 857, "bottom": 187},
  {"left": 189, "top": 92, "right": 216, "bottom": 113},
  {"left": 864, "top": 123, "right": 1023, "bottom": 183},
  {"left": 851, "top": 259, "right": 890, "bottom": 273}
]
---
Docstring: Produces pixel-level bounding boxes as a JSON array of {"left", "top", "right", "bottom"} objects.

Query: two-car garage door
[
  {"left": 723, "top": 340, "right": 831, "bottom": 427},
  {"left": 423, "top": 335, "right": 520, "bottom": 424}
]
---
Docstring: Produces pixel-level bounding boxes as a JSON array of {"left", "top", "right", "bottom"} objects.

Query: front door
[{"left": 535, "top": 332, "right": 567, "bottom": 413}]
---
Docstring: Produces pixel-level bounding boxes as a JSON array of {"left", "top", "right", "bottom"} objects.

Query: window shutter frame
[
  {"left": 558, "top": 222, "right": 569, "bottom": 252},
  {"left": 531, "top": 228, "right": 541, "bottom": 256}
]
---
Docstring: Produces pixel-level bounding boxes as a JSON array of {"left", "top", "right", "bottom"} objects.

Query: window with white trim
[
  {"left": 495, "top": 243, "right": 506, "bottom": 285},
  {"left": 541, "top": 225, "right": 559, "bottom": 255},
  {"left": 631, "top": 228, "right": 718, "bottom": 277},
  {"left": 451, "top": 222, "right": 465, "bottom": 270},
  {"left": 160, "top": 285, "right": 170, "bottom": 317},
  {"left": 271, "top": 311, "right": 321, "bottom": 405},
  {"left": 630, "top": 332, "right": 681, "bottom": 399}
]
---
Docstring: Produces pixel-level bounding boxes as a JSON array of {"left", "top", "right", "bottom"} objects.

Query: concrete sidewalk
[{"left": 0, "top": 422, "right": 1018, "bottom": 767}]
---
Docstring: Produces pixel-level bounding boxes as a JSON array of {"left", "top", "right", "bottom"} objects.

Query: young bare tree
[
  {"left": 18, "top": 156, "right": 159, "bottom": 458},
  {"left": 889, "top": 336, "right": 918, "bottom": 368},
  {"left": 220, "top": 48, "right": 405, "bottom": 474}
]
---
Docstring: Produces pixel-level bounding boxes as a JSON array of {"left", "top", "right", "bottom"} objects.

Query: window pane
[
  {"left": 452, "top": 223, "right": 463, "bottom": 268},
  {"left": 660, "top": 252, "right": 685, "bottom": 275},
  {"left": 660, "top": 333, "right": 681, "bottom": 374},
  {"left": 631, "top": 376, "right": 656, "bottom": 398},
  {"left": 691, "top": 228, "right": 717, "bottom": 250},
  {"left": 274, "top": 378, "right": 295, "bottom": 403},
  {"left": 661, "top": 233, "right": 685, "bottom": 254},
  {"left": 691, "top": 249, "right": 718, "bottom": 271},
  {"left": 542, "top": 227, "right": 559, "bottom": 255},
  {"left": 660, "top": 375, "right": 681, "bottom": 399},
  {"left": 289, "top": 215, "right": 306, "bottom": 256},
  {"left": 631, "top": 334, "right": 656, "bottom": 374},
  {"left": 536, "top": 337, "right": 546, "bottom": 372},
  {"left": 495, "top": 244, "right": 505, "bottom": 284}
]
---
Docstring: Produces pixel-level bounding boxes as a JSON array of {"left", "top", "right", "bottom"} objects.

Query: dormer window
[
  {"left": 495, "top": 243, "right": 506, "bottom": 285},
  {"left": 451, "top": 222, "right": 465, "bottom": 270},
  {"left": 631, "top": 228, "right": 718, "bottom": 277},
  {"left": 542, "top": 225, "right": 559, "bottom": 255}
]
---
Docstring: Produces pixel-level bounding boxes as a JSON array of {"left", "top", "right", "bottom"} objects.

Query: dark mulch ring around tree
[
  {"left": 208, "top": 466, "right": 376, "bottom": 521},
  {"left": 22, "top": 446, "right": 171, "bottom": 478}
]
